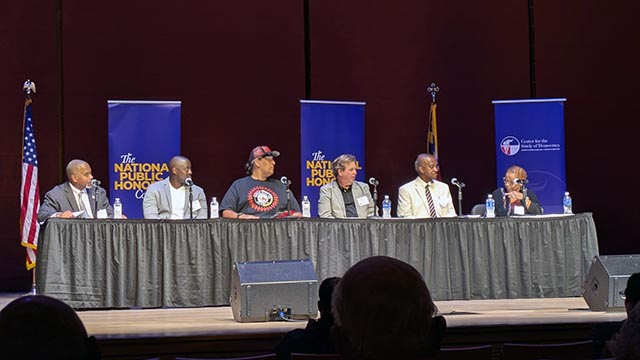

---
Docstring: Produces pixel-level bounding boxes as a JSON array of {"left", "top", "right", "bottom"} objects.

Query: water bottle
[
  {"left": 210, "top": 197, "right": 219, "bottom": 219},
  {"left": 485, "top": 194, "right": 495, "bottom": 218},
  {"left": 563, "top": 191, "right": 573, "bottom": 214},
  {"left": 301, "top": 195, "right": 311, "bottom": 218},
  {"left": 382, "top": 195, "right": 392, "bottom": 218},
  {"left": 113, "top": 198, "right": 122, "bottom": 219}
]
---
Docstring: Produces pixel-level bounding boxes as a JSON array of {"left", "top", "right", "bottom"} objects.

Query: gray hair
[
  {"left": 414, "top": 153, "right": 434, "bottom": 172},
  {"left": 332, "top": 154, "right": 357, "bottom": 174}
]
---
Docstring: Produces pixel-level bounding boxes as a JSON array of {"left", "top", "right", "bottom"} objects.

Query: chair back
[
  {"left": 470, "top": 204, "right": 486, "bottom": 216},
  {"left": 437, "top": 344, "right": 492, "bottom": 360},
  {"left": 502, "top": 340, "right": 593, "bottom": 360}
]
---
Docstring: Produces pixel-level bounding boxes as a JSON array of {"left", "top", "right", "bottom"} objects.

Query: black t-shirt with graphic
[{"left": 220, "top": 176, "right": 300, "bottom": 218}]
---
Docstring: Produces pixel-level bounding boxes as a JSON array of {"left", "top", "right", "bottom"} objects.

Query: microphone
[
  {"left": 451, "top": 178, "right": 466, "bottom": 188},
  {"left": 184, "top": 177, "right": 194, "bottom": 186},
  {"left": 90, "top": 179, "right": 101, "bottom": 187},
  {"left": 369, "top": 177, "right": 379, "bottom": 186},
  {"left": 514, "top": 178, "right": 529, "bottom": 185},
  {"left": 280, "top": 176, "right": 291, "bottom": 186}
]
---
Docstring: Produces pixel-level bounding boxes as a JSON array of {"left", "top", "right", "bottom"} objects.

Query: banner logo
[{"left": 500, "top": 136, "right": 520, "bottom": 156}]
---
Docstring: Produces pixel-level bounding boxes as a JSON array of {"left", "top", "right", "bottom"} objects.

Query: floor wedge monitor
[
  {"left": 230, "top": 259, "right": 318, "bottom": 322},
  {"left": 583, "top": 255, "right": 640, "bottom": 311}
]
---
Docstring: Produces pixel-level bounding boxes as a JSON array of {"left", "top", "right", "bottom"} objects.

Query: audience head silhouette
[
  {"left": 624, "top": 272, "right": 640, "bottom": 313},
  {"left": 318, "top": 276, "right": 340, "bottom": 319},
  {"left": 0, "top": 295, "right": 101, "bottom": 360},
  {"left": 331, "top": 256, "right": 439, "bottom": 360}
]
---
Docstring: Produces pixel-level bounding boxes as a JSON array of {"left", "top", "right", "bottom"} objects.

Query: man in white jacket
[{"left": 397, "top": 153, "right": 456, "bottom": 218}]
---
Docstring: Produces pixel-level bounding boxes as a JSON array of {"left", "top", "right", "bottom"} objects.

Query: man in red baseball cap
[{"left": 220, "top": 145, "right": 302, "bottom": 219}]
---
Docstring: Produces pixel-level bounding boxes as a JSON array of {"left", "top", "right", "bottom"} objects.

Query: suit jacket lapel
[
  {"left": 64, "top": 183, "right": 80, "bottom": 212},
  {"left": 161, "top": 180, "right": 174, "bottom": 217},
  {"left": 414, "top": 180, "right": 429, "bottom": 211},
  {"left": 331, "top": 182, "right": 345, "bottom": 217},
  {"left": 352, "top": 183, "right": 364, "bottom": 217}
]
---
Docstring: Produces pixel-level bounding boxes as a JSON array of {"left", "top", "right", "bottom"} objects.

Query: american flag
[{"left": 20, "top": 97, "right": 40, "bottom": 270}]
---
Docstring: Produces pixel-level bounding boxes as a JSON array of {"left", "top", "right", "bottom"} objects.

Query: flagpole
[{"left": 23, "top": 79, "right": 38, "bottom": 296}]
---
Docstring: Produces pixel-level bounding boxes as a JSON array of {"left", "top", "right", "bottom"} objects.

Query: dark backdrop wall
[{"left": 1, "top": 0, "right": 638, "bottom": 289}]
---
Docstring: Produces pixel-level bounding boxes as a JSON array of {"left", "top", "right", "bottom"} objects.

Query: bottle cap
[
  {"left": 115, "top": 198, "right": 120, "bottom": 201},
  {"left": 564, "top": 191, "right": 569, "bottom": 196}
]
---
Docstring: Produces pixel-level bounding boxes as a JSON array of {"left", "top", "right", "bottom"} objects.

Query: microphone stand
[
  {"left": 285, "top": 182, "right": 291, "bottom": 215},
  {"left": 521, "top": 182, "right": 528, "bottom": 213},
  {"left": 455, "top": 185, "right": 463, "bottom": 216},
  {"left": 372, "top": 183, "right": 379, "bottom": 217},
  {"left": 93, "top": 187, "right": 99, "bottom": 219},
  {"left": 189, "top": 185, "right": 194, "bottom": 219}
]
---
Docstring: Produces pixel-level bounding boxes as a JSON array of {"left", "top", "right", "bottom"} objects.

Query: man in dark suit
[{"left": 37, "top": 159, "right": 114, "bottom": 223}]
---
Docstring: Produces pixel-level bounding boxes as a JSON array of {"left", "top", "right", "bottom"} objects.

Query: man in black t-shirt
[{"left": 220, "top": 145, "right": 301, "bottom": 219}]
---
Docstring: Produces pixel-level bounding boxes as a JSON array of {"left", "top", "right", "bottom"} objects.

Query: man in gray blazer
[
  {"left": 143, "top": 156, "right": 207, "bottom": 219},
  {"left": 38, "top": 159, "right": 114, "bottom": 223},
  {"left": 318, "top": 154, "right": 374, "bottom": 218}
]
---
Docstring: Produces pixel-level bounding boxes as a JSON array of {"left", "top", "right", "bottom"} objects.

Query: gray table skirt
[{"left": 36, "top": 213, "right": 599, "bottom": 308}]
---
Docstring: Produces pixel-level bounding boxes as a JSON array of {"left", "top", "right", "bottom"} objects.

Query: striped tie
[{"left": 425, "top": 185, "right": 437, "bottom": 218}]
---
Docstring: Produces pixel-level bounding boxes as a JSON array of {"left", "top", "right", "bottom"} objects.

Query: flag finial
[
  {"left": 427, "top": 82, "right": 439, "bottom": 103},
  {"left": 23, "top": 79, "right": 36, "bottom": 97}
]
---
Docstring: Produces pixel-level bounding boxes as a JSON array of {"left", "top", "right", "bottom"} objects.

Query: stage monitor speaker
[
  {"left": 583, "top": 255, "right": 640, "bottom": 311},
  {"left": 230, "top": 259, "right": 318, "bottom": 322}
]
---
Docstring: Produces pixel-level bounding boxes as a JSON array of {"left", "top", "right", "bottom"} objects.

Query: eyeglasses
[
  {"left": 620, "top": 290, "right": 627, "bottom": 300},
  {"left": 503, "top": 177, "right": 515, "bottom": 184}
]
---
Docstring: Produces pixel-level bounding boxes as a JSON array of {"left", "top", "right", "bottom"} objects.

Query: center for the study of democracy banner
[
  {"left": 300, "top": 100, "right": 366, "bottom": 217},
  {"left": 108, "top": 100, "right": 181, "bottom": 218},
  {"left": 493, "top": 98, "right": 567, "bottom": 214}
]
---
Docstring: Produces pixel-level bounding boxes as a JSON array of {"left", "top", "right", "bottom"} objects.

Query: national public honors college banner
[
  {"left": 493, "top": 98, "right": 567, "bottom": 214},
  {"left": 300, "top": 100, "right": 366, "bottom": 217},
  {"left": 108, "top": 100, "right": 181, "bottom": 219}
]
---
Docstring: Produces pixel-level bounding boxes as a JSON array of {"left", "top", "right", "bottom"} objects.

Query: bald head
[
  {"left": 0, "top": 295, "right": 100, "bottom": 359},
  {"left": 65, "top": 159, "right": 93, "bottom": 190},
  {"left": 66, "top": 159, "right": 89, "bottom": 179},
  {"left": 169, "top": 156, "right": 193, "bottom": 188},
  {"left": 332, "top": 256, "right": 437, "bottom": 359},
  {"left": 414, "top": 153, "right": 439, "bottom": 183}
]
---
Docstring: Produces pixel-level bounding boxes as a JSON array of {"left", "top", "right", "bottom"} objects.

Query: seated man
[
  {"left": 318, "top": 154, "right": 374, "bottom": 218},
  {"left": 221, "top": 145, "right": 301, "bottom": 219},
  {"left": 397, "top": 154, "right": 456, "bottom": 218},
  {"left": 491, "top": 165, "right": 542, "bottom": 216},
  {"left": 606, "top": 272, "right": 640, "bottom": 359},
  {"left": 38, "top": 159, "right": 114, "bottom": 222},
  {"left": 331, "top": 256, "right": 446, "bottom": 360},
  {"left": 274, "top": 277, "right": 341, "bottom": 359},
  {"left": 143, "top": 155, "right": 207, "bottom": 219},
  {"left": 0, "top": 295, "right": 101, "bottom": 360}
]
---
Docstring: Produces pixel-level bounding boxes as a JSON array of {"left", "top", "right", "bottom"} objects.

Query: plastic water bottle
[
  {"left": 210, "top": 197, "right": 219, "bottom": 219},
  {"left": 563, "top": 192, "right": 573, "bottom": 214},
  {"left": 301, "top": 195, "right": 311, "bottom": 218},
  {"left": 382, "top": 195, "right": 392, "bottom": 218},
  {"left": 113, "top": 198, "right": 122, "bottom": 219},
  {"left": 485, "top": 194, "right": 495, "bottom": 218}
]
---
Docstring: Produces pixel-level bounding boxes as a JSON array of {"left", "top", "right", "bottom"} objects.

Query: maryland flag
[{"left": 427, "top": 102, "right": 438, "bottom": 161}]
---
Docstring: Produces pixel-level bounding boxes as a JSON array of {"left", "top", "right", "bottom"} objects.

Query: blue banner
[
  {"left": 108, "top": 101, "right": 181, "bottom": 218},
  {"left": 493, "top": 98, "right": 567, "bottom": 214},
  {"left": 300, "top": 100, "right": 366, "bottom": 217}
]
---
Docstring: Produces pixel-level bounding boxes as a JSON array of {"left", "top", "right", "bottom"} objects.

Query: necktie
[
  {"left": 425, "top": 184, "right": 437, "bottom": 218},
  {"left": 78, "top": 190, "right": 92, "bottom": 218}
]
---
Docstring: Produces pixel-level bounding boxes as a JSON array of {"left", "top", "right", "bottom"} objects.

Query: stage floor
[{"left": 0, "top": 294, "right": 627, "bottom": 359}]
